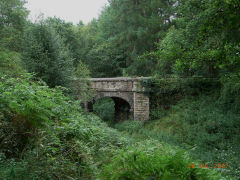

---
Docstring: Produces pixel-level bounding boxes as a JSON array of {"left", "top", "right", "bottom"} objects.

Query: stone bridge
[{"left": 84, "top": 77, "right": 150, "bottom": 121}]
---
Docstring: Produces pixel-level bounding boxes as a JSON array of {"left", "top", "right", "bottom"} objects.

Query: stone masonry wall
[{"left": 133, "top": 92, "right": 149, "bottom": 121}]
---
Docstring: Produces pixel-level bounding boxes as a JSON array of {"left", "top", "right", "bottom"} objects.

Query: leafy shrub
[
  {"left": 0, "top": 73, "right": 127, "bottom": 179},
  {"left": 0, "top": 49, "right": 25, "bottom": 77},
  {"left": 115, "top": 120, "right": 179, "bottom": 146},
  {"left": 171, "top": 96, "right": 240, "bottom": 148},
  {"left": 100, "top": 140, "right": 224, "bottom": 180},
  {"left": 146, "top": 94, "right": 240, "bottom": 178},
  {"left": 22, "top": 22, "right": 74, "bottom": 88},
  {"left": 219, "top": 73, "right": 240, "bottom": 112},
  {"left": 0, "top": 72, "right": 233, "bottom": 179},
  {"left": 93, "top": 98, "right": 115, "bottom": 125},
  {"left": 114, "top": 121, "right": 144, "bottom": 134},
  {"left": 71, "top": 61, "right": 94, "bottom": 102},
  {"left": 0, "top": 74, "right": 66, "bottom": 159},
  {"left": 141, "top": 77, "right": 220, "bottom": 110}
]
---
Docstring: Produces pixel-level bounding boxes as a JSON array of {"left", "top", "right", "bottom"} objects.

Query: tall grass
[
  {"left": 0, "top": 73, "right": 228, "bottom": 179},
  {"left": 115, "top": 94, "right": 240, "bottom": 178},
  {"left": 100, "top": 140, "right": 225, "bottom": 180}
]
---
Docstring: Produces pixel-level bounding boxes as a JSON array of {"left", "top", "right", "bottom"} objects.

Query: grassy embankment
[
  {"left": 113, "top": 78, "right": 240, "bottom": 179},
  {"left": 0, "top": 73, "right": 228, "bottom": 179}
]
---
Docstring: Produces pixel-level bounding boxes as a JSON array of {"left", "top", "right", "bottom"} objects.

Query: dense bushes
[
  {"left": 142, "top": 95, "right": 240, "bottom": 178},
  {"left": 138, "top": 77, "right": 240, "bottom": 178},
  {"left": 0, "top": 74, "right": 127, "bottom": 179},
  {"left": 115, "top": 77, "right": 240, "bottom": 178},
  {"left": 219, "top": 73, "right": 240, "bottom": 112},
  {"left": 0, "top": 73, "right": 227, "bottom": 179},
  {"left": 0, "top": 49, "right": 25, "bottom": 77},
  {"left": 100, "top": 141, "right": 224, "bottom": 180},
  {"left": 141, "top": 77, "right": 221, "bottom": 111},
  {"left": 1, "top": 0, "right": 239, "bottom": 179},
  {"left": 169, "top": 96, "right": 240, "bottom": 177},
  {"left": 22, "top": 22, "right": 74, "bottom": 88},
  {"left": 0, "top": 71, "right": 237, "bottom": 179},
  {"left": 93, "top": 97, "right": 115, "bottom": 125}
]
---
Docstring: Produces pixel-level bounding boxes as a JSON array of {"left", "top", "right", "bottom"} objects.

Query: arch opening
[
  {"left": 112, "top": 97, "right": 132, "bottom": 122},
  {"left": 92, "top": 96, "right": 132, "bottom": 124},
  {"left": 93, "top": 97, "right": 115, "bottom": 124}
]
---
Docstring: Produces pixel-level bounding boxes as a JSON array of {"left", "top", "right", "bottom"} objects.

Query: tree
[
  {"left": 81, "top": 0, "right": 176, "bottom": 77},
  {"left": 22, "top": 21, "right": 73, "bottom": 88},
  {"left": 45, "top": 17, "right": 82, "bottom": 67},
  {"left": 151, "top": 0, "right": 240, "bottom": 78},
  {"left": 86, "top": 42, "right": 124, "bottom": 77},
  {"left": 0, "top": 0, "right": 28, "bottom": 51}
]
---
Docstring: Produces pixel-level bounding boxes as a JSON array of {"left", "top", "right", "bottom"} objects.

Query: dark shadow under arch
[
  {"left": 111, "top": 97, "right": 132, "bottom": 122},
  {"left": 88, "top": 96, "right": 133, "bottom": 122}
]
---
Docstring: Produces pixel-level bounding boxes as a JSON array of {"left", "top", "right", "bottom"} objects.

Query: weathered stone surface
[
  {"left": 133, "top": 93, "right": 149, "bottom": 121},
  {"left": 87, "top": 77, "right": 150, "bottom": 121},
  {"left": 90, "top": 77, "right": 147, "bottom": 92}
]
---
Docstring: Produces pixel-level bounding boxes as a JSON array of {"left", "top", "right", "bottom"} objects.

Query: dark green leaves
[{"left": 22, "top": 21, "right": 74, "bottom": 88}]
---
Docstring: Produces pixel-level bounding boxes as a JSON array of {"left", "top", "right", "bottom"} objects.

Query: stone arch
[
  {"left": 93, "top": 92, "right": 133, "bottom": 112},
  {"left": 92, "top": 92, "right": 134, "bottom": 121},
  {"left": 80, "top": 77, "right": 150, "bottom": 121}
]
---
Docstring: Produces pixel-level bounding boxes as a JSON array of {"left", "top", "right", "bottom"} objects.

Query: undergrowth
[
  {"left": 115, "top": 94, "right": 240, "bottom": 179},
  {"left": 0, "top": 74, "right": 227, "bottom": 179},
  {"left": 100, "top": 140, "right": 224, "bottom": 180},
  {"left": 0, "top": 74, "right": 126, "bottom": 179}
]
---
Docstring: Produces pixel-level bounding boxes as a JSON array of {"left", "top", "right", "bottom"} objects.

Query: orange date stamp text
[{"left": 188, "top": 163, "right": 229, "bottom": 169}]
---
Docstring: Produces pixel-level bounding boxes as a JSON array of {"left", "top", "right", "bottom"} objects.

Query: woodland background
[{"left": 0, "top": 0, "right": 240, "bottom": 179}]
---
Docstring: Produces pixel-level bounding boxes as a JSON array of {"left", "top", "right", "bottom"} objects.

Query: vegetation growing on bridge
[{"left": 0, "top": 0, "right": 239, "bottom": 179}]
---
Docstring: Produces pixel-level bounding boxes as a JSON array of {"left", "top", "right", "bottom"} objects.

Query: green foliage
[
  {"left": 71, "top": 61, "right": 94, "bottom": 102},
  {"left": 101, "top": 0, "right": 175, "bottom": 68},
  {"left": 76, "top": 20, "right": 100, "bottom": 70},
  {"left": 45, "top": 17, "right": 85, "bottom": 68},
  {"left": 0, "top": 0, "right": 29, "bottom": 51},
  {"left": 0, "top": 0, "right": 239, "bottom": 179},
  {"left": 22, "top": 21, "right": 74, "bottom": 88},
  {"left": 0, "top": 71, "right": 228, "bottom": 179},
  {"left": 171, "top": 96, "right": 240, "bottom": 147},
  {"left": 150, "top": 0, "right": 240, "bottom": 78},
  {"left": 146, "top": 94, "right": 240, "bottom": 178},
  {"left": 1, "top": 76, "right": 58, "bottom": 127},
  {"left": 0, "top": 74, "right": 71, "bottom": 159},
  {"left": 0, "top": 73, "right": 129, "bottom": 179},
  {"left": 139, "top": 77, "right": 240, "bottom": 178},
  {"left": 86, "top": 42, "right": 124, "bottom": 77},
  {"left": 143, "top": 77, "right": 221, "bottom": 109},
  {"left": 114, "top": 121, "right": 144, "bottom": 135},
  {"left": 115, "top": 120, "right": 178, "bottom": 147},
  {"left": 219, "top": 72, "right": 240, "bottom": 112},
  {"left": 93, "top": 98, "right": 115, "bottom": 125},
  {"left": 100, "top": 140, "right": 223, "bottom": 180},
  {"left": 77, "top": 0, "right": 176, "bottom": 77},
  {"left": 127, "top": 52, "right": 158, "bottom": 76},
  {"left": 0, "top": 49, "right": 25, "bottom": 77},
  {"left": 75, "top": 61, "right": 90, "bottom": 78},
  {"left": 15, "top": 0, "right": 238, "bottom": 80}
]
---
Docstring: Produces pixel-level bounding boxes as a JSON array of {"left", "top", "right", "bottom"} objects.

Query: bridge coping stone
[{"left": 89, "top": 77, "right": 151, "bottom": 82}]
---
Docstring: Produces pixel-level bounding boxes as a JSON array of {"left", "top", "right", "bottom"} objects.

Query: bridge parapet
[{"left": 90, "top": 77, "right": 150, "bottom": 92}]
